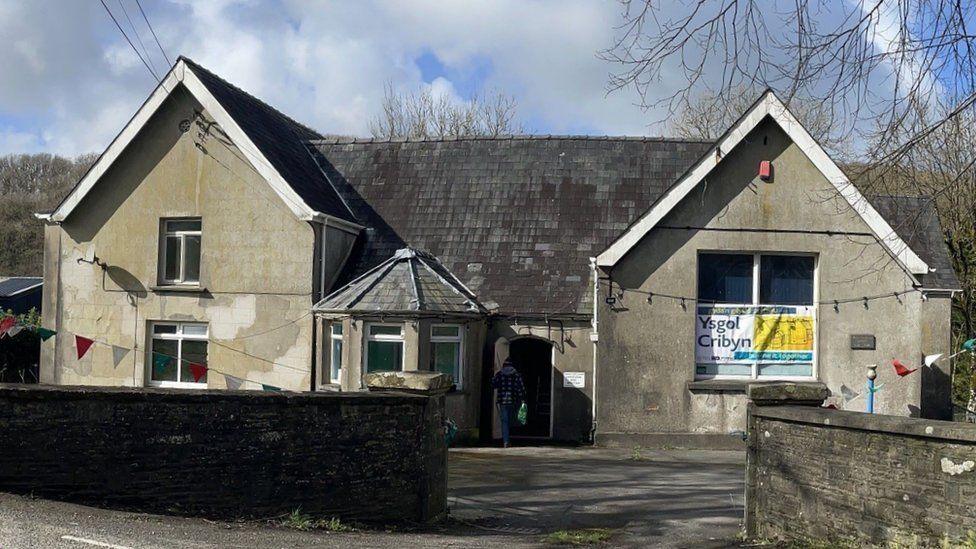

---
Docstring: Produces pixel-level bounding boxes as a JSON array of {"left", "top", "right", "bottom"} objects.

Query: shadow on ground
[{"left": 447, "top": 446, "right": 745, "bottom": 547}]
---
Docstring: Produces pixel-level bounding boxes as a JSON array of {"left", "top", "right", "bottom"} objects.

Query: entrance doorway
[{"left": 508, "top": 338, "right": 553, "bottom": 438}]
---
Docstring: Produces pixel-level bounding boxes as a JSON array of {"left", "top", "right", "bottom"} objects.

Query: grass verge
[{"left": 543, "top": 528, "right": 613, "bottom": 545}]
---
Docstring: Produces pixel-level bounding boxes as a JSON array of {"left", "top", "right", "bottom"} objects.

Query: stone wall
[
  {"left": 746, "top": 404, "right": 976, "bottom": 545},
  {"left": 0, "top": 384, "right": 446, "bottom": 523}
]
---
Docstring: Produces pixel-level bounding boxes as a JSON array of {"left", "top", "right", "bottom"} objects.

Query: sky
[
  {"left": 0, "top": 0, "right": 689, "bottom": 157},
  {"left": 0, "top": 0, "right": 930, "bottom": 158}
]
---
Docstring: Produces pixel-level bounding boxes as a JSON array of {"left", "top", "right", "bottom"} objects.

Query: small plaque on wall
[
  {"left": 563, "top": 372, "right": 586, "bottom": 388},
  {"left": 850, "top": 334, "right": 876, "bottom": 350}
]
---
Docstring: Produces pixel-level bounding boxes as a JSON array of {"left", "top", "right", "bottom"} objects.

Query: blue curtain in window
[
  {"left": 698, "top": 254, "right": 753, "bottom": 303},
  {"left": 760, "top": 256, "right": 814, "bottom": 305}
]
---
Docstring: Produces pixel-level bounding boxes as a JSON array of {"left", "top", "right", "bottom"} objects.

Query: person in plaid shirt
[{"left": 492, "top": 357, "right": 526, "bottom": 447}]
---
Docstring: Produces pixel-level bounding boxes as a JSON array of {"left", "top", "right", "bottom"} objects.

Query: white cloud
[{"left": 0, "top": 0, "right": 920, "bottom": 156}]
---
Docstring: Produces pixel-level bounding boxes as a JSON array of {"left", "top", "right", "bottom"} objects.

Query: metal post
[{"left": 866, "top": 364, "right": 877, "bottom": 414}]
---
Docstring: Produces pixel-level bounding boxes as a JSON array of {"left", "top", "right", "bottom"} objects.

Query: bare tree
[
  {"left": 0, "top": 153, "right": 96, "bottom": 276},
  {"left": 602, "top": 0, "right": 976, "bottom": 410},
  {"left": 671, "top": 86, "right": 851, "bottom": 157},
  {"left": 601, "top": 0, "right": 976, "bottom": 172},
  {"left": 369, "top": 82, "right": 523, "bottom": 139},
  {"left": 855, "top": 99, "right": 976, "bottom": 414}
]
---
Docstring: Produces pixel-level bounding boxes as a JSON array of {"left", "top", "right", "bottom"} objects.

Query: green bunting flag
[
  {"left": 36, "top": 327, "right": 56, "bottom": 341},
  {"left": 152, "top": 352, "right": 171, "bottom": 376},
  {"left": 964, "top": 338, "right": 976, "bottom": 352},
  {"left": 261, "top": 383, "right": 282, "bottom": 392}
]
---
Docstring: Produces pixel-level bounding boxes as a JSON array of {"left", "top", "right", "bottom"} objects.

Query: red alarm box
[{"left": 759, "top": 160, "right": 772, "bottom": 181}]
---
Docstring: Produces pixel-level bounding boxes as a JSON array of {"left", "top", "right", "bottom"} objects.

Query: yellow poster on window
[{"left": 754, "top": 312, "right": 814, "bottom": 352}]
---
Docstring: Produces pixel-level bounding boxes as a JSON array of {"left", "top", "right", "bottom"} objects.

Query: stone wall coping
[
  {"left": 751, "top": 403, "right": 976, "bottom": 443},
  {"left": 0, "top": 383, "right": 426, "bottom": 405},
  {"left": 364, "top": 371, "right": 453, "bottom": 394}
]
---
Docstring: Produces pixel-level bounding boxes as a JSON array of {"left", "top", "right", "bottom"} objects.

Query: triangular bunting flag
[
  {"left": 6, "top": 325, "right": 23, "bottom": 338},
  {"left": 964, "top": 338, "right": 976, "bottom": 352},
  {"left": 0, "top": 316, "right": 15, "bottom": 336},
  {"left": 224, "top": 374, "right": 244, "bottom": 391},
  {"left": 924, "top": 353, "right": 943, "bottom": 368},
  {"left": 261, "top": 383, "right": 282, "bottom": 392},
  {"left": 189, "top": 363, "right": 208, "bottom": 383},
  {"left": 111, "top": 345, "right": 130, "bottom": 368},
  {"left": 869, "top": 382, "right": 885, "bottom": 393},
  {"left": 893, "top": 359, "right": 917, "bottom": 377},
  {"left": 75, "top": 335, "right": 95, "bottom": 360},
  {"left": 36, "top": 327, "right": 56, "bottom": 341},
  {"left": 840, "top": 384, "right": 861, "bottom": 402},
  {"left": 152, "top": 352, "right": 171, "bottom": 376}
]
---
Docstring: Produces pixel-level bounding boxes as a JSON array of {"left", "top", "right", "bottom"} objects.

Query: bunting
[
  {"left": 111, "top": 345, "right": 130, "bottom": 368},
  {"left": 924, "top": 353, "right": 943, "bottom": 368},
  {"left": 892, "top": 359, "right": 917, "bottom": 377},
  {"left": 75, "top": 335, "right": 95, "bottom": 360},
  {"left": 6, "top": 325, "right": 23, "bottom": 338},
  {"left": 0, "top": 316, "right": 15, "bottom": 336},
  {"left": 840, "top": 384, "right": 861, "bottom": 402},
  {"left": 58, "top": 330, "right": 287, "bottom": 392},
  {"left": 224, "top": 375, "right": 244, "bottom": 391},
  {"left": 37, "top": 327, "right": 56, "bottom": 341},
  {"left": 189, "top": 363, "right": 208, "bottom": 383},
  {"left": 152, "top": 352, "right": 171, "bottom": 376}
]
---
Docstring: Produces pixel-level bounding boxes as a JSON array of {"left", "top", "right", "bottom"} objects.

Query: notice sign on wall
[
  {"left": 563, "top": 372, "right": 586, "bottom": 388},
  {"left": 695, "top": 305, "right": 814, "bottom": 364}
]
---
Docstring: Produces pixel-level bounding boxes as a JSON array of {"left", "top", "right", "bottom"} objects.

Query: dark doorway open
[{"left": 508, "top": 338, "right": 553, "bottom": 438}]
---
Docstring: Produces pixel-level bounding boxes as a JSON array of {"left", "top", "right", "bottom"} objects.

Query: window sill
[
  {"left": 686, "top": 379, "right": 824, "bottom": 393},
  {"left": 150, "top": 284, "right": 208, "bottom": 294},
  {"left": 147, "top": 382, "right": 208, "bottom": 389}
]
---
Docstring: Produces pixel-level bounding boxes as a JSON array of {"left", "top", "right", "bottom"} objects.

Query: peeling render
[{"left": 40, "top": 86, "right": 330, "bottom": 391}]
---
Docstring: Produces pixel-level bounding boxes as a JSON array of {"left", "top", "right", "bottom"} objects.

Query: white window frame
[
  {"left": 430, "top": 324, "right": 464, "bottom": 389},
  {"left": 329, "top": 323, "right": 343, "bottom": 384},
  {"left": 695, "top": 252, "right": 818, "bottom": 381},
  {"left": 148, "top": 321, "right": 209, "bottom": 389},
  {"left": 160, "top": 218, "right": 202, "bottom": 285},
  {"left": 364, "top": 323, "right": 404, "bottom": 373}
]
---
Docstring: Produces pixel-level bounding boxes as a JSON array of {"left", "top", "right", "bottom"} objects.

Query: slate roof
[
  {"left": 0, "top": 277, "right": 42, "bottom": 298},
  {"left": 310, "top": 136, "right": 714, "bottom": 315},
  {"left": 314, "top": 248, "right": 486, "bottom": 315},
  {"left": 867, "top": 196, "right": 960, "bottom": 290},
  {"left": 180, "top": 57, "right": 356, "bottom": 223}
]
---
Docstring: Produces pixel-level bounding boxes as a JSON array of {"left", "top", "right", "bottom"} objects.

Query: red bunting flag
[
  {"left": 189, "top": 363, "right": 208, "bottom": 383},
  {"left": 75, "top": 335, "right": 95, "bottom": 359},
  {"left": 0, "top": 316, "right": 15, "bottom": 336},
  {"left": 893, "top": 359, "right": 917, "bottom": 377}
]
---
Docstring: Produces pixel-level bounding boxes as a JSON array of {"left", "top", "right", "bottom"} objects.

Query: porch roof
[{"left": 313, "top": 247, "right": 487, "bottom": 316}]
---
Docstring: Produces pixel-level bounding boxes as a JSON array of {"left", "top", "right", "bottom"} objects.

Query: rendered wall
[
  {"left": 322, "top": 316, "right": 486, "bottom": 437},
  {"left": 597, "top": 117, "right": 939, "bottom": 445},
  {"left": 0, "top": 384, "right": 447, "bottom": 522},
  {"left": 487, "top": 319, "right": 595, "bottom": 442},
  {"left": 747, "top": 404, "right": 976, "bottom": 545},
  {"left": 39, "top": 85, "right": 342, "bottom": 391}
]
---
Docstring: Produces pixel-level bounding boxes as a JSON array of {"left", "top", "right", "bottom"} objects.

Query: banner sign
[{"left": 696, "top": 305, "right": 814, "bottom": 364}]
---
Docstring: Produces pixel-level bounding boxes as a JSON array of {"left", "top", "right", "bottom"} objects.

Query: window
[
  {"left": 329, "top": 323, "right": 343, "bottom": 384},
  {"left": 149, "top": 322, "right": 208, "bottom": 388},
  {"left": 695, "top": 253, "right": 816, "bottom": 380},
  {"left": 365, "top": 323, "right": 403, "bottom": 373},
  {"left": 161, "top": 218, "right": 202, "bottom": 285},
  {"left": 430, "top": 324, "right": 463, "bottom": 388}
]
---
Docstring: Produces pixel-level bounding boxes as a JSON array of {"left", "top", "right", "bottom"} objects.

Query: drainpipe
[{"left": 589, "top": 257, "right": 599, "bottom": 444}]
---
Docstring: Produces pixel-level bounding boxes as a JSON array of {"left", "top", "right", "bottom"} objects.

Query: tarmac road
[{"left": 0, "top": 446, "right": 744, "bottom": 548}]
